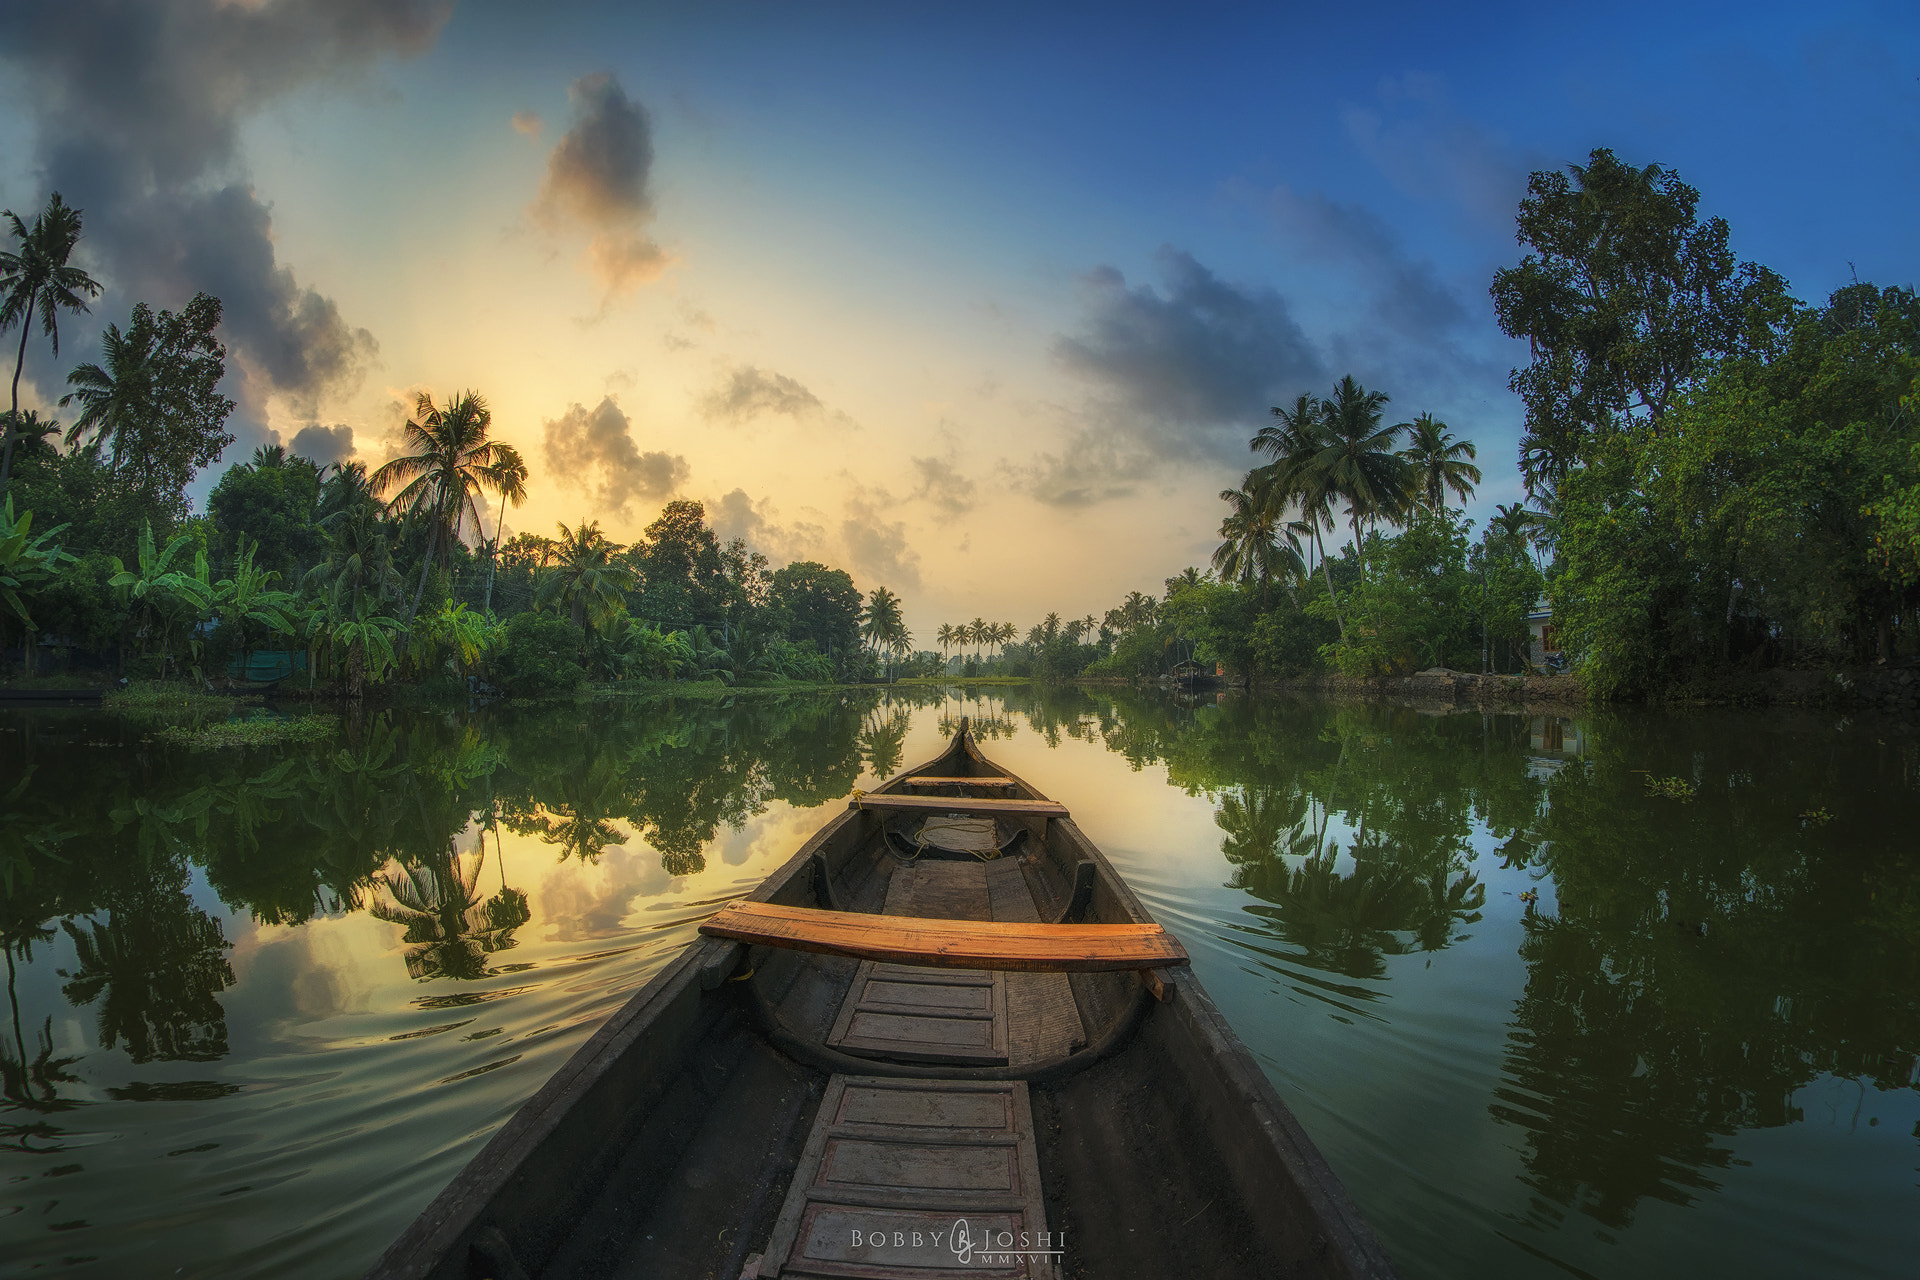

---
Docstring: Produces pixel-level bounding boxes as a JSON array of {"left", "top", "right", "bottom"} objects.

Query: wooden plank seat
[
  {"left": 700, "top": 901, "right": 1189, "bottom": 972},
  {"left": 852, "top": 794, "right": 1068, "bottom": 818},
  {"left": 902, "top": 775, "right": 1017, "bottom": 788}
]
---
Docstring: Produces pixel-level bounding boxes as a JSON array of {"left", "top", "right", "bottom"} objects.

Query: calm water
[{"left": 1, "top": 687, "right": 1916, "bottom": 1279}]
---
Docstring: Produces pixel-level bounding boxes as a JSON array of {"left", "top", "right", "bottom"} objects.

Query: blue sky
[{"left": 1, "top": 0, "right": 1913, "bottom": 631}]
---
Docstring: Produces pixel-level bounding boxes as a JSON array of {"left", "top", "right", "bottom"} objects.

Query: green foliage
[
  {"left": 1315, "top": 508, "right": 1479, "bottom": 676},
  {"left": 1644, "top": 775, "right": 1697, "bottom": 801},
  {"left": 0, "top": 496, "right": 75, "bottom": 629},
  {"left": 207, "top": 449, "right": 324, "bottom": 579},
  {"left": 157, "top": 713, "right": 339, "bottom": 751},
  {"left": 1551, "top": 284, "right": 1920, "bottom": 693},
  {"left": 1491, "top": 148, "right": 1794, "bottom": 490},
  {"left": 768, "top": 560, "right": 861, "bottom": 658},
  {"left": 489, "top": 610, "right": 588, "bottom": 695},
  {"left": 60, "top": 293, "right": 235, "bottom": 508}
]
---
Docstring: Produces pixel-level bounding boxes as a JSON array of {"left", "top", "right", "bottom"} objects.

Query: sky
[{"left": 1, "top": 0, "right": 1915, "bottom": 640}]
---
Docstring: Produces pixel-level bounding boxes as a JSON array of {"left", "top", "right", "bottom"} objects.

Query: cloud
[
  {"left": 705, "top": 485, "right": 913, "bottom": 589},
  {"left": 1340, "top": 73, "right": 1550, "bottom": 234},
  {"left": 288, "top": 423, "right": 354, "bottom": 468},
  {"left": 1015, "top": 432, "right": 1162, "bottom": 508},
  {"left": 1053, "top": 248, "right": 1322, "bottom": 448},
  {"left": 0, "top": 0, "right": 446, "bottom": 458},
  {"left": 701, "top": 364, "right": 850, "bottom": 427},
  {"left": 908, "top": 455, "right": 976, "bottom": 514},
  {"left": 510, "top": 109, "right": 542, "bottom": 138},
  {"left": 542, "top": 396, "right": 689, "bottom": 519},
  {"left": 533, "top": 71, "right": 668, "bottom": 295},
  {"left": 840, "top": 485, "right": 920, "bottom": 592},
  {"left": 1027, "top": 247, "right": 1322, "bottom": 505}
]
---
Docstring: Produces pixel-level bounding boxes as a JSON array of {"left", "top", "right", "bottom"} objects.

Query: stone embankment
[{"left": 1262, "top": 669, "right": 1586, "bottom": 708}]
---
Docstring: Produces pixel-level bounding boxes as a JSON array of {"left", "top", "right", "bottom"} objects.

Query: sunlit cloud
[
  {"left": 700, "top": 364, "right": 852, "bottom": 429},
  {"left": 542, "top": 396, "right": 689, "bottom": 522}
]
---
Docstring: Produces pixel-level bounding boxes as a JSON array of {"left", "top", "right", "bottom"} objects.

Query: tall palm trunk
[
  {"left": 482, "top": 501, "right": 509, "bottom": 616},
  {"left": 0, "top": 286, "right": 39, "bottom": 491},
  {"left": 407, "top": 511, "right": 441, "bottom": 627},
  {"left": 1315, "top": 523, "right": 1344, "bottom": 635}
]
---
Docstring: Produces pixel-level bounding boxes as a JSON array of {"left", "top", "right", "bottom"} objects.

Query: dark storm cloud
[
  {"left": 0, "top": 0, "right": 448, "bottom": 446},
  {"left": 1052, "top": 247, "right": 1322, "bottom": 449},
  {"left": 534, "top": 71, "right": 668, "bottom": 293},
  {"left": 1027, "top": 247, "right": 1322, "bottom": 506},
  {"left": 701, "top": 365, "right": 835, "bottom": 424},
  {"left": 289, "top": 423, "right": 355, "bottom": 468},
  {"left": 543, "top": 396, "right": 689, "bottom": 519}
]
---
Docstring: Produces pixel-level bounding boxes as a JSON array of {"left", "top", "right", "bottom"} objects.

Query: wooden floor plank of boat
[
  {"left": 755, "top": 1075, "right": 1058, "bottom": 1279},
  {"left": 824, "top": 859, "right": 1084, "bottom": 1069}
]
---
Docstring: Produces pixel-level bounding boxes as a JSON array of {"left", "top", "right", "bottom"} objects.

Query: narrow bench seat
[
  {"left": 699, "top": 900, "right": 1188, "bottom": 972},
  {"left": 901, "top": 775, "right": 1018, "bottom": 788},
  {"left": 852, "top": 793, "right": 1068, "bottom": 818}
]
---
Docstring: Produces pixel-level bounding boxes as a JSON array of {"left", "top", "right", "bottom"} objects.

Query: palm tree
[
  {"left": 994, "top": 621, "right": 1015, "bottom": 658},
  {"left": 1212, "top": 482, "right": 1306, "bottom": 604},
  {"left": 479, "top": 442, "right": 529, "bottom": 616},
  {"left": 861, "top": 587, "right": 905, "bottom": 679},
  {"left": 371, "top": 390, "right": 512, "bottom": 625},
  {"left": 58, "top": 314, "right": 163, "bottom": 479},
  {"left": 1491, "top": 502, "right": 1547, "bottom": 570},
  {"left": 0, "top": 193, "right": 101, "bottom": 492},
  {"left": 535, "top": 520, "right": 636, "bottom": 639},
  {"left": 1396, "top": 413, "right": 1480, "bottom": 511},
  {"left": 1254, "top": 392, "right": 1347, "bottom": 630},
  {"left": 968, "top": 616, "right": 987, "bottom": 662},
  {"left": 1313, "top": 375, "right": 1412, "bottom": 574}
]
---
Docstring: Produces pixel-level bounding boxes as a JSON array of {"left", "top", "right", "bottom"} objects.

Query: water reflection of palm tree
[
  {"left": 369, "top": 846, "right": 530, "bottom": 981},
  {"left": 58, "top": 879, "right": 236, "bottom": 1063},
  {"left": 857, "top": 708, "right": 910, "bottom": 779}
]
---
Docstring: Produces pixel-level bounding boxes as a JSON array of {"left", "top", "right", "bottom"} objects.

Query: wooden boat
[{"left": 367, "top": 720, "right": 1398, "bottom": 1280}]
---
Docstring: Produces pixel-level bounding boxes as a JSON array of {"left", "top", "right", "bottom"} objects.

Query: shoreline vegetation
[{"left": 4, "top": 146, "right": 1917, "bottom": 708}]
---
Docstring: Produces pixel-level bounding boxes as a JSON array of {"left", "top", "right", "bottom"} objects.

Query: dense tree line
[{"left": 0, "top": 194, "right": 913, "bottom": 696}]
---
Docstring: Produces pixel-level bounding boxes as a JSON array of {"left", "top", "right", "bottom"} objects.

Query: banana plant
[
  {"left": 408, "top": 601, "right": 494, "bottom": 677},
  {"left": 0, "top": 496, "right": 74, "bottom": 632},
  {"left": 331, "top": 596, "right": 402, "bottom": 698},
  {"left": 210, "top": 536, "right": 297, "bottom": 679},
  {"left": 108, "top": 520, "right": 211, "bottom": 677}
]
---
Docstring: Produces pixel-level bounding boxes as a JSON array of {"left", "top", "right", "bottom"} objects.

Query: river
[{"left": 1, "top": 686, "right": 1915, "bottom": 1279}]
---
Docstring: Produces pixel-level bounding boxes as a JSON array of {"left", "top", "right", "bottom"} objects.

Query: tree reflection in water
[
  {"left": 2, "top": 686, "right": 1915, "bottom": 1255},
  {"left": 370, "top": 847, "right": 530, "bottom": 982}
]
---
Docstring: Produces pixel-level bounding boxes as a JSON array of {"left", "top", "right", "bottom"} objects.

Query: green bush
[{"left": 489, "top": 611, "right": 588, "bottom": 695}]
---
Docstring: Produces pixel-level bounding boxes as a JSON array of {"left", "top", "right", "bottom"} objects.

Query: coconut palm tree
[
  {"left": 993, "top": 621, "right": 1015, "bottom": 658},
  {"left": 861, "top": 587, "right": 905, "bottom": 679},
  {"left": 1396, "top": 413, "right": 1480, "bottom": 511},
  {"left": 0, "top": 193, "right": 101, "bottom": 492},
  {"left": 1491, "top": 502, "right": 1548, "bottom": 570},
  {"left": 1254, "top": 392, "right": 1348, "bottom": 630},
  {"left": 936, "top": 622, "right": 956, "bottom": 665},
  {"left": 371, "top": 389, "right": 512, "bottom": 624},
  {"left": 1312, "top": 375, "right": 1412, "bottom": 573},
  {"left": 57, "top": 314, "right": 164, "bottom": 478},
  {"left": 1212, "top": 482, "right": 1306, "bottom": 604},
  {"left": 536, "top": 520, "right": 636, "bottom": 638},
  {"left": 479, "top": 442, "right": 528, "bottom": 616},
  {"left": 967, "top": 616, "right": 987, "bottom": 662}
]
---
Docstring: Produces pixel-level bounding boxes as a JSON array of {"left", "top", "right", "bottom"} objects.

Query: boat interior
[{"left": 374, "top": 722, "right": 1393, "bottom": 1280}]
